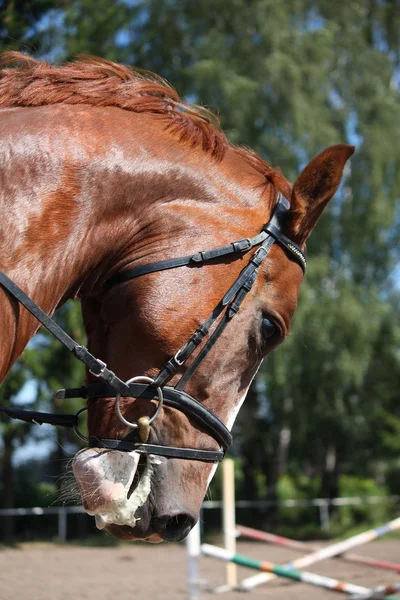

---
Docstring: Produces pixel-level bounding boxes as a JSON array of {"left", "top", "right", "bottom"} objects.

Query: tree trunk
[
  {"left": 264, "top": 397, "right": 292, "bottom": 528},
  {"left": 320, "top": 445, "right": 339, "bottom": 499}
]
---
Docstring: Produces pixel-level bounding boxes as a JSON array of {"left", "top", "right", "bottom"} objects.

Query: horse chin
[
  {"left": 104, "top": 518, "right": 165, "bottom": 544},
  {"left": 104, "top": 522, "right": 164, "bottom": 543},
  {"left": 94, "top": 493, "right": 196, "bottom": 542},
  {"left": 102, "top": 501, "right": 164, "bottom": 542}
]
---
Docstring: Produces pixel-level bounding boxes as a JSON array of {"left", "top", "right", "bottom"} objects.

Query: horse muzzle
[{"left": 72, "top": 446, "right": 199, "bottom": 542}]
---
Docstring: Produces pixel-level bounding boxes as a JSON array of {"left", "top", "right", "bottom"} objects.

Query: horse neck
[
  {"left": 0, "top": 162, "right": 144, "bottom": 379},
  {"left": 0, "top": 107, "right": 266, "bottom": 379},
  {"left": 0, "top": 144, "right": 223, "bottom": 378}
]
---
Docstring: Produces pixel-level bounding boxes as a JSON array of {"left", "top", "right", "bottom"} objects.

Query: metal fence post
[
  {"left": 58, "top": 507, "right": 67, "bottom": 542},
  {"left": 319, "top": 500, "right": 331, "bottom": 532},
  {"left": 186, "top": 520, "right": 201, "bottom": 600},
  {"left": 223, "top": 458, "right": 237, "bottom": 587}
]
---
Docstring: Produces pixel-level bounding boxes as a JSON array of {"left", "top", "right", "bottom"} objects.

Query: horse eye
[{"left": 262, "top": 318, "right": 276, "bottom": 339}]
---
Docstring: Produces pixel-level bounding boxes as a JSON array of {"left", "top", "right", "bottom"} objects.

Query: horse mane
[{"left": 0, "top": 52, "right": 292, "bottom": 196}]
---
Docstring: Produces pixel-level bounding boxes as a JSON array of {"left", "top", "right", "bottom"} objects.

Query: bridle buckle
[
  {"left": 173, "top": 349, "right": 185, "bottom": 366},
  {"left": 89, "top": 359, "right": 107, "bottom": 378}
]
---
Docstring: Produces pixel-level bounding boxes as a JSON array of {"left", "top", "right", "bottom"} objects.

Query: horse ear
[{"left": 288, "top": 144, "right": 355, "bottom": 244}]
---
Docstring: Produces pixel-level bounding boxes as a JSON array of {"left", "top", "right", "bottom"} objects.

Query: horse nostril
[{"left": 155, "top": 513, "right": 196, "bottom": 542}]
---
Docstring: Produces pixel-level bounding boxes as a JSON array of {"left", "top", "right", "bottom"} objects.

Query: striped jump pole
[
  {"left": 238, "top": 525, "right": 400, "bottom": 574},
  {"left": 201, "top": 544, "right": 400, "bottom": 599},
  {"left": 222, "top": 458, "right": 237, "bottom": 589},
  {"left": 239, "top": 517, "right": 400, "bottom": 590},
  {"left": 352, "top": 583, "right": 400, "bottom": 600}
]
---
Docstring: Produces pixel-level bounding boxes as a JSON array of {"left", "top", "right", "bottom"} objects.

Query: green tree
[
  {"left": 123, "top": 0, "right": 400, "bottom": 514},
  {"left": 62, "top": 0, "right": 132, "bottom": 62},
  {"left": 0, "top": 0, "right": 59, "bottom": 54}
]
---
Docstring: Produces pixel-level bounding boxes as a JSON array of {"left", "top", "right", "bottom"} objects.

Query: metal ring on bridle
[
  {"left": 73, "top": 406, "right": 89, "bottom": 442},
  {"left": 115, "top": 376, "right": 164, "bottom": 429}
]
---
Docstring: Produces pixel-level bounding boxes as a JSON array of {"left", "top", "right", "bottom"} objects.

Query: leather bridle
[{"left": 0, "top": 193, "right": 306, "bottom": 463}]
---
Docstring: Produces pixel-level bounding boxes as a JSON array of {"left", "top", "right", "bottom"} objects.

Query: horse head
[
  {"left": 0, "top": 54, "right": 353, "bottom": 542},
  {"left": 73, "top": 141, "right": 353, "bottom": 541}
]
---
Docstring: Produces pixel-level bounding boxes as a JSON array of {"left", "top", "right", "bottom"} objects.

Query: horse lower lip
[{"left": 105, "top": 523, "right": 152, "bottom": 541}]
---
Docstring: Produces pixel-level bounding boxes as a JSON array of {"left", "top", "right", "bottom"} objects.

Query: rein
[{"left": 0, "top": 193, "right": 306, "bottom": 463}]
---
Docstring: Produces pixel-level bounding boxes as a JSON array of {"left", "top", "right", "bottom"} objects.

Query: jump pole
[
  {"left": 201, "top": 544, "right": 400, "bottom": 599},
  {"left": 238, "top": 525, "right": 400, "bottom": 574},
  {"left": 238, "top": 517, "right": 400, "bottom": 590},
  {"left": 352, "top": 583, "right": 400, "bottom": 600},
  {"left": 211, "top": 458, "right": 237, "bottom": 593}
]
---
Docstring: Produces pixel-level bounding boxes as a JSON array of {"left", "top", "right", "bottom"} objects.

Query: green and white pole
[
  {"left": 240, "top": 517, "right": 400, "bottom": 590},
  {"left": 201, "top": 544, "right": 400, "bottom": 599},
  {"left": 352, "top": 582, "right": 400, "bottom": 600}
]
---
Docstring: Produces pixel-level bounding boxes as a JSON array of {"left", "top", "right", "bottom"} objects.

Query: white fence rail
[
  {"left": 202, "top": 495, "right": 400, "bottom": 532},
  {"left": 0, "top": 496, "right": 399, "bottom": 542}
]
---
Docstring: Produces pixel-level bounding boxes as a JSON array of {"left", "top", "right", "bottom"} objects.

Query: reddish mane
[{"left": 0, "top": 52, "right": 292, "bottom": 196}]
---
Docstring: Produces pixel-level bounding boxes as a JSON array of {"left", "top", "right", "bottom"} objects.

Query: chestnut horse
[{"left": 0, "top": 53, "right": 353, "bottom": 542}]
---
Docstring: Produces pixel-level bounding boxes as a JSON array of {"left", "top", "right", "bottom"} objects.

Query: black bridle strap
[
  {"left": 176, "top": 311, "right": 232, "bottom": 391},
  {"left": 136, "top": 199, "right": 303, "bottom": 388},
  {"left": 0, "top": 192, "right": 306, "bottom": 464},
  {"left": 0, "top": 406, "right": 78, "bottom": 428},
  {"left": 54, "top": 383, "right": 233, "bottom": 452},
  {"left": 106, "top": 230, "right": 271, "bottom": 288},
  {"left": 264, "top": 223, "right": 307, "bottom": 270},
  {"left": 0, "top": 271, "right": 131, "bottom": 397},
  {"left": 107, "top": 198, "right": 305, "bottom": 292},
  {"left": 88, "top": 439, "right": 224, "bottom": 462},
  {"left": 0, "top": 403, "right": 227, "bottom": 461},
  {"left": 147, "top": 238, "right": 276, "bottom": 390},
  {"left": 144, "top": 239, "right": 277, "bottom": 389},
  {"left": 222, "top": 239, "right": 276, "bottom": 306}
]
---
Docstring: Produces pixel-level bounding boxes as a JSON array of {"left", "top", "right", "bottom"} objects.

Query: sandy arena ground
[{"left": 0, "top": 539, "right": 399, "bottom": 600}]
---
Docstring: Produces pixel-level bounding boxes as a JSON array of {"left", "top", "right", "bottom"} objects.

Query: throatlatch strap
[
  {"left": 0, "top": 271, "right": 130, "bottom": 397},
  {"left": 105, "top": 231, "right": 270, "bottom": 289}
]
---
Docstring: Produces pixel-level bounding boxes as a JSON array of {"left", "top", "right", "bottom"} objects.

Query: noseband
[{"left": 0, "top": 194, "right": 306, "bottom": 463}]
